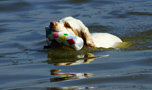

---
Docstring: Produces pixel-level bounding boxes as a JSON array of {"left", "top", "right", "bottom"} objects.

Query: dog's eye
[{"left": 64, "top": 22, "right": 71, "bottom": 28}]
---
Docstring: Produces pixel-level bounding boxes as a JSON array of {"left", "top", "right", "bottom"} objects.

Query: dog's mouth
[
  {"left": 45, "top": 26, "right": 57, "bottom": 35},
  {"left": 49, "top": 28, "right": 56, "bottom": 33},
  {"left": 49, "top": 26, "right": 55, "bottom": 32},
  {"left": 49, "top": 26, "right": 60, "bottom": 33},
  {"left": 45, "top": 26, "right": 60, "bottom": 47}
]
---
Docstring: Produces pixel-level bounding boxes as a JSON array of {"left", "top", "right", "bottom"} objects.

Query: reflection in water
[
  {"left": 45, "top": 49, "right": 108, "bottom": 89},
  {"left": 48, "top": 53, "right": 96, "bottom": 66},
  {"left": 46, "top": 86, "right": 94, "bottom": 90},
  {"left": 50, "top": 69, "right": 92, "bottom": 82},
  {"left": 46, "top": 49, "right": 109, "bottom": 66}
]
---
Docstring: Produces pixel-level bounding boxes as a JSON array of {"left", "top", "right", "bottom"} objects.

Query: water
[{"left": 0, "top": 0, "right": 152, "bottom": 90}]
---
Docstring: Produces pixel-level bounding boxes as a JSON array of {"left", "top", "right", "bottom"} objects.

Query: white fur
[
  {"left": 53, "top": 17, "right": 84, "bottom": 35},
  {"left": 51, "top": 16, "right": 122, "bottom": 48},
  {"left": 91, "top": 33, "right": 122, "bottom": 48}
]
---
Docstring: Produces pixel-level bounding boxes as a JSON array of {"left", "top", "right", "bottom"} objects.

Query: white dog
[{"left": 49, "top": 16, "right": 122, "bottom": 48}]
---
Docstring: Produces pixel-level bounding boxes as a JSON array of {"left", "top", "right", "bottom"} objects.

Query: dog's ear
[
  {"left": 66, "top": 18, "right": 95, "bottom": 47},
  {"left": 79, "top": 27, "right": 95, "bottom": 47}
]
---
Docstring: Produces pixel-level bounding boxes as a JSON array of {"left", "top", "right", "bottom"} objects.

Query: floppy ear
[
  {"left": 65, "top": 18, "right": 95, "bottom": 47},
  {"left": 80, "top": 27, "right": 95, "bottom": 47}
]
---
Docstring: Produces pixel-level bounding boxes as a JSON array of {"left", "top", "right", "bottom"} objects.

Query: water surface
[{"left": 0, "top": 0, "right": 152, "bottom": 90}]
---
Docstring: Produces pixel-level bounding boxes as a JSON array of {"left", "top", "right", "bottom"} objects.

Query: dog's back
[{"left": 91, "top": 33, "right": 122, "bottom": 48}]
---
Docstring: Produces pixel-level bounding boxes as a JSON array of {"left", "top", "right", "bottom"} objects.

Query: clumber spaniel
[{"left": 49, "top": 16, "right": 122, "bottom": 48}]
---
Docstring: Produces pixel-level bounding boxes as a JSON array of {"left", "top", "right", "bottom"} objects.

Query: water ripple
[{"left": 0, "top": 0, "right": 152, "bottom": 89}]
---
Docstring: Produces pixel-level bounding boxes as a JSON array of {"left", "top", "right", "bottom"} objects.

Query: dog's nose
[{"left": 50, "top": 21, "right": 57, "bottom": 27}]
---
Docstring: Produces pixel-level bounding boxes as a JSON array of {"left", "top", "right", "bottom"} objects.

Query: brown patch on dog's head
[{"left": 64, "top": 22, "right": 71, "bottom": 29}]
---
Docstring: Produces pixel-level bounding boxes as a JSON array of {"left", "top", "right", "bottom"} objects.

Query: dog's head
[{"left": 49, "top": 17, "right": 95, "bottom": 47}]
